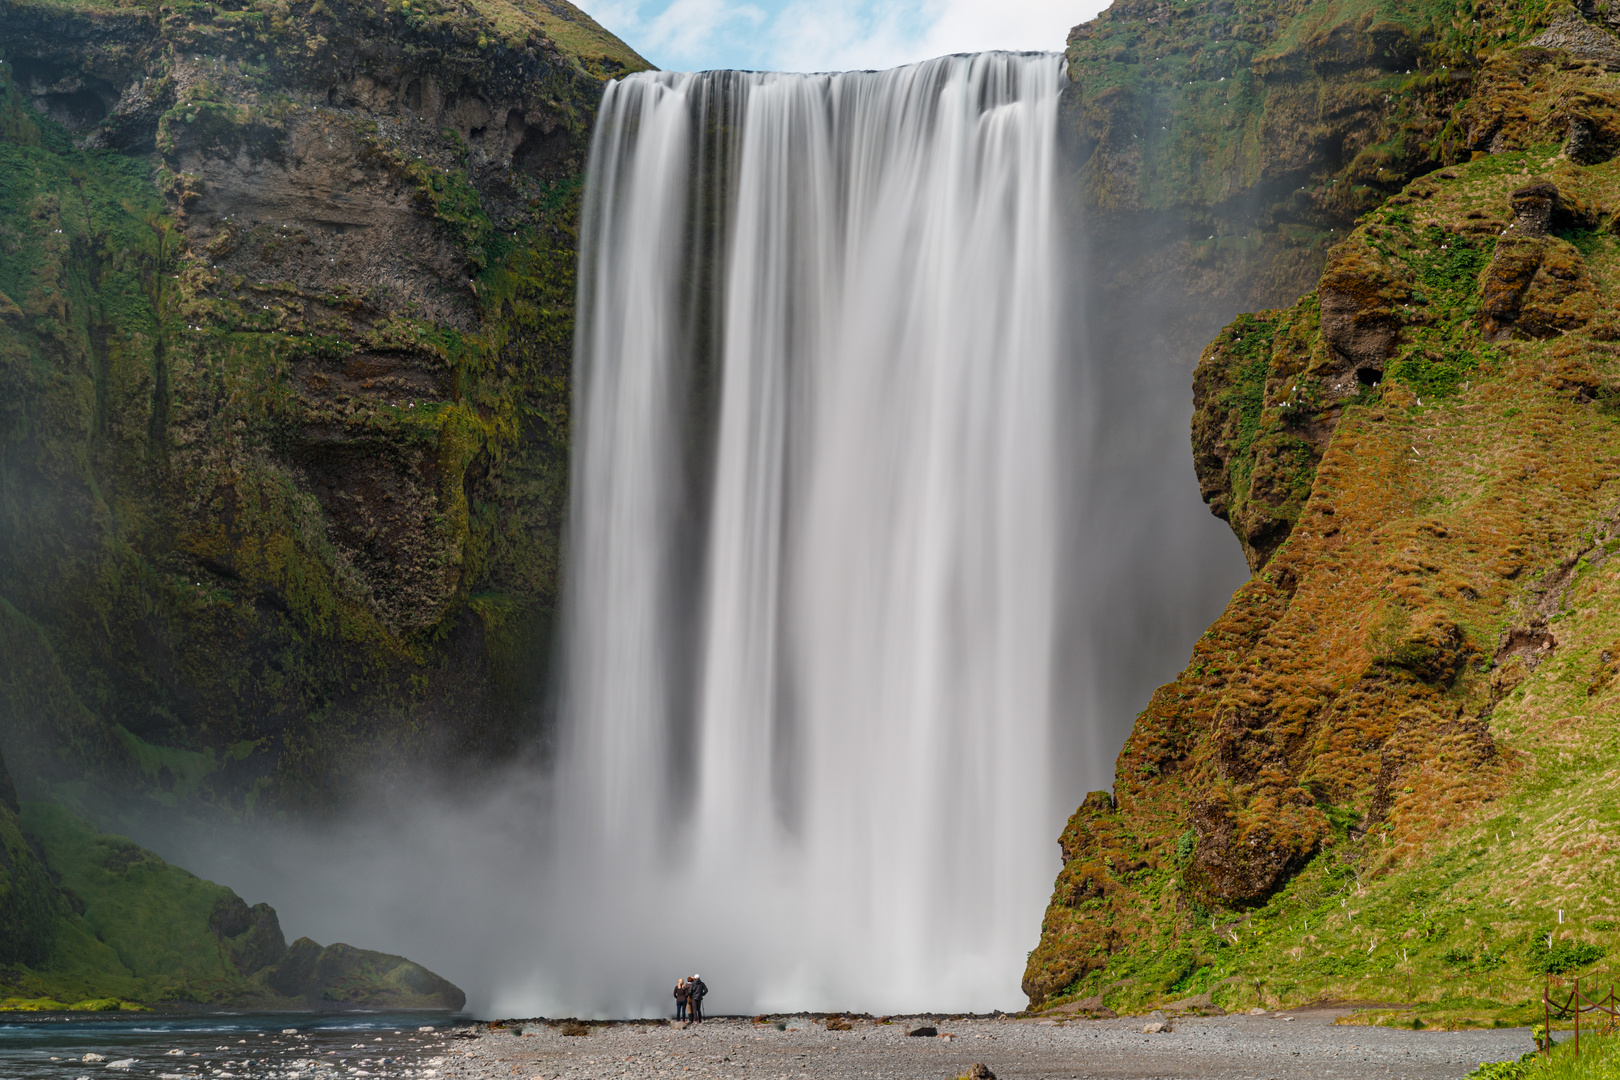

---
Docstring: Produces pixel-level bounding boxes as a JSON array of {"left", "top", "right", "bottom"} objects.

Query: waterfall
[
  {"left": 122, "top": 49, "right": 1248, "bottom": 1020},
  {"left": 558, "top": 52, "right": 1067, "bottom": 1014}
]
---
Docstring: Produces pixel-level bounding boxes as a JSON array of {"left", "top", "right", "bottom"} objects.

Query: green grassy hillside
[{"left": 0, "top": 748, "right": 462, "bottom": 1010}]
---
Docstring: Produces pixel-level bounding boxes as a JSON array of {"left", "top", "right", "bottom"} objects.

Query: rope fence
[{"left": 1544, "top": 978, "right": 1620, "bottom": 1058}]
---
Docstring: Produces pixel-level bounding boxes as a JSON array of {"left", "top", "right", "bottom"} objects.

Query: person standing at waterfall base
[
  {"left": 674, "top": 976, "right": 689, "bottom": 1022},
  {"left": 687, "top": 975, "right": 707, "bottom": 1023}
]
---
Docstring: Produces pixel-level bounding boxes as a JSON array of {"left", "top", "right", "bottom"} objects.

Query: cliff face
[
  {"left": 1029, "top": 0, "right": 1620, "bottom": 1016},
  {"left": 1061, "top": 0, "right": 1496, "bottom": 359},
  {"left": 0, "top": 0, "right": 647, "bottom": 813}
]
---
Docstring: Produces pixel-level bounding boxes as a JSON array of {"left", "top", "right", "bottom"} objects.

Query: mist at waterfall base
[{"left": 145, "top": 54, "right": 1248, "bottom": 1018}]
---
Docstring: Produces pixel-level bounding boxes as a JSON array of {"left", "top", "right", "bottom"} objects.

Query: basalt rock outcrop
[
  {"left": 1029, "top": 0, "right": 1620, "bottom": 1015},
  {"left": 0, "top": 0, "right": 648, "bottom": 813}
]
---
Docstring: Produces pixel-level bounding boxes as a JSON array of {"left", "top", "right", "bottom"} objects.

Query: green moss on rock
[
  {"left": 1032, "top": 42, "right": 1620, "bottom": 1009},
  {"left": 1063, "top": 0, "right": 1582, "bottom": 359},
  {"left": 0, "top": 750, "right": 66, "bottom": 969},
  {"left": 0, "top": 0, "right": 649, "bottom": 815}
]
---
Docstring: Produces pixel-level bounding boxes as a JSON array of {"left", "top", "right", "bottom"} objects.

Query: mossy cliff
[
  {"left": 0, "top": 0, "right": 648, "bottom": 814},
  {"left": 1064, "top": 0, "right": 1564, "bottom": 351},
  {"left": 0, "top": 749, "right": 460, "bottom": 1009},
  {"left": 1029, "top": 0, "right": 1620, "bottom": 1019}
]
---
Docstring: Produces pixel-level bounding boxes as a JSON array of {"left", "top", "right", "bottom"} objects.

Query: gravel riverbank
[{"left": 440, "top": 1009, "right": 1534, "bottom": 1080}]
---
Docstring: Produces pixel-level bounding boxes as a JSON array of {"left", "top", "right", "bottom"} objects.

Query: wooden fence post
[{"left": 1546, "top": 980, "right": 1553, "bottom": 1060}]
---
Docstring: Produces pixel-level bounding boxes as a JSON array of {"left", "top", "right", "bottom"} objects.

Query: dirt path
[{"left": 439, "top": 1008, "right": 1532, "bottom": 1080}]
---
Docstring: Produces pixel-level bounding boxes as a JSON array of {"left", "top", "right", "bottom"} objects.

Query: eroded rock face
[
  {"left": 1528, "top": 13, "right": 1620, "bottom": 70},
  {"left": 265, "top": 938, "right": 467, "bottom": 1010},
  {"left": 1061, "top": 0, "right": 1482, "bottom": 365},
  {"left": 1030, "top": 62, "right": 1620, "bottom": 1007},
  {"left": 1187, "top": 790, "right": 1323, "bottom": 904},
  {"left": 1192, "top": 307, "right": 1337, "bottom": 572},
  {"left": 1455, "top": 21, "right": 1620, "bottom": 163},
  {"left": 1477, "top": 184, "right": 1600, "bottom": 340},
  {"left": 1023, "top": 790, "right": 1139, "bottom": 1003},
  {"left": 211, "top": 895, "right": 289, "bottom": 976},
  {"left": 1318, "top": 287, "right": 1397, "bottom": 385},
  {"left": 0, "top": 0, "right": 648, "bottom": 810}
]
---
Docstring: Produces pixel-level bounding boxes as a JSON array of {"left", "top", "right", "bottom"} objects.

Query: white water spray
[
  {"left": 126, "top": 50, "right": 1252, "bottom": 1022},
  {"left": 559, "top": 52, "right": 1066, "bottom": 1013}
]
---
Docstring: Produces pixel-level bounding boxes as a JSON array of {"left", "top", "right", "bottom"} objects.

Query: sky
[{"left": 573, "top": 0, "right": 1111, "bottom": 73}]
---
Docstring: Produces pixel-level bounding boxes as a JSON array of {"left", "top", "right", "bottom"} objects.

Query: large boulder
[{"left": 265, "top": 938, "right": 466, "bottom": 1011}]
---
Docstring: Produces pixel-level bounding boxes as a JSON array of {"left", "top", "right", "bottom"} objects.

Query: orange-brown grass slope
[{"left": 1026, "top": 125, "right": 1620, "bottom": 1011}]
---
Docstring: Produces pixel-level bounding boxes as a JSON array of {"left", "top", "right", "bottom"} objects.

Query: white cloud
[
  {"left": 577, "top": 0, "right": 1112, "bottom": 73},
  {"left": 583, "top": 0, "right": 769, "bottom": 69},
  {"left": 763, "top": 0, "right": 932, "bottom": 72},
  {"left": 917, "top": 0, "right": 1106, "bottom": 58},
  {"left": 647, "top": 0, "right": 769, "bottom": 62}
]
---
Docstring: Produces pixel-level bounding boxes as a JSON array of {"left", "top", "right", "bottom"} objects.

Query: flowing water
[
  {"left": 556, "top": 53, "right": 1066, "bottom": 1014},
  {"left": 133, "top": 49, "right": 1250, "bottom": 1020},
  {"left": 0, "top": 1014, "right": 463, "bottom": 1080}
]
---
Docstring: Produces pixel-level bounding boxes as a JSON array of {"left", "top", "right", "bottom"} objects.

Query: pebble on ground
[{"left": 439, "top": 1008, "right": 1534, "bottom": 1080}]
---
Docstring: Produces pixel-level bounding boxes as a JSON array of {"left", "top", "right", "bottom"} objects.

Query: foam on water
[{"left": 0, "top": 1013, "right": 460, "bottom": 1080}]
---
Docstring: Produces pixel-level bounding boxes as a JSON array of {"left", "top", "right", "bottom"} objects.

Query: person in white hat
[{"left": 687, "top": 974, "right": 708, "bottom": 1023}]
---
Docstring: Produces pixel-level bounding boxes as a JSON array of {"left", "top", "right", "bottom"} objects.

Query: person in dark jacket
[
  {"left": 674, "top": 976, "right": 689, "bottom": 1021},
  {"left": 687, "top": 975, "right": 708, "bottom": 1023}
]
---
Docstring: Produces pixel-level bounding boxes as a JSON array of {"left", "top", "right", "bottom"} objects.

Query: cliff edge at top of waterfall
[
  {"left": 0, "top": 0, "right": 647, "bottom": 819},
  {"left": 1029, "top": 0, "right": 1620, "bottom": 1021}
]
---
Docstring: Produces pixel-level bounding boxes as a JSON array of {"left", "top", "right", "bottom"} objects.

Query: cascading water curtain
[{"left": 559, "top": 52, "right": 1066, "bottom": 1014}]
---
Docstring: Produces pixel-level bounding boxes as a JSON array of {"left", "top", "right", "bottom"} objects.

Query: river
[{"left": 0, "top": 1012, "right": 464, "bottom": 1080}]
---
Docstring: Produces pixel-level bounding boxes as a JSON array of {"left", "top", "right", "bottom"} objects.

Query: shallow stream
[{"left": 0, "top": 1012, "right": 465, "bottom": 1080}]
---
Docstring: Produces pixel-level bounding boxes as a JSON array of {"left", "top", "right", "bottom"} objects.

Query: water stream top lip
[{"left": 639, "top": 49, "right": 1066, "bottom": 78}]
